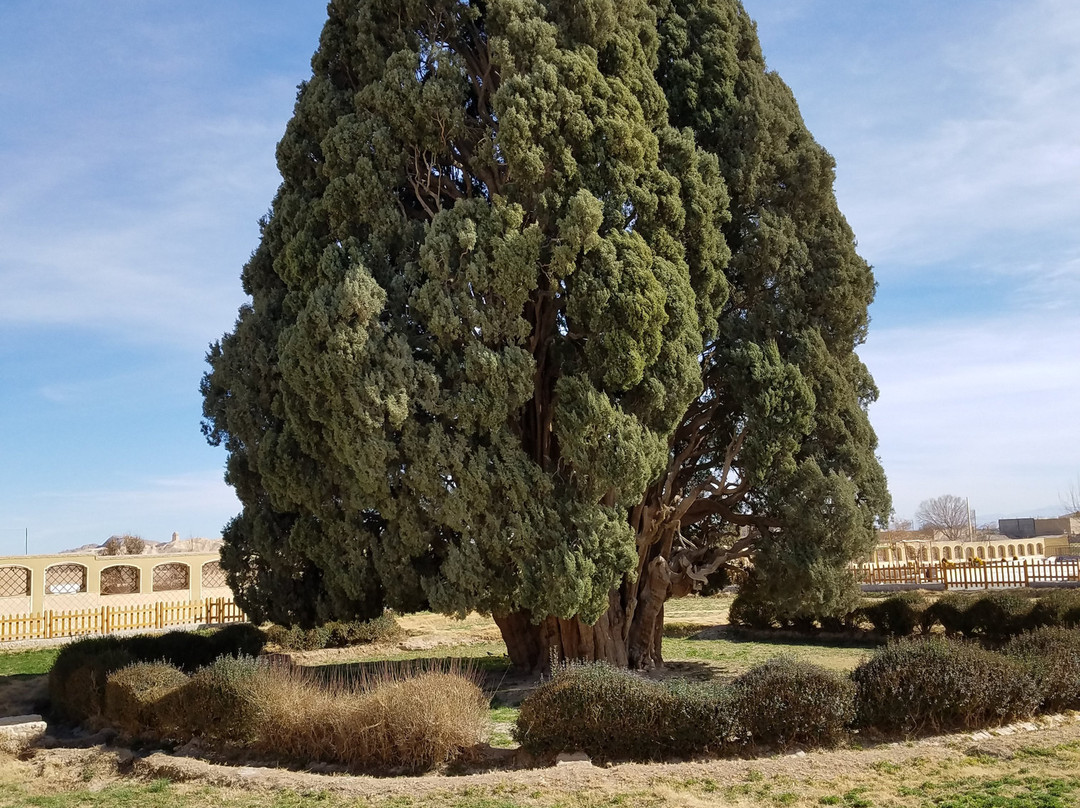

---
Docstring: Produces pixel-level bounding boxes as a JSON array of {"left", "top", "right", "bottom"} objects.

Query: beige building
[
  {"left": 0, "top": 551, "right": 233, "bottom": 618},
  {"left": 868, "top": 529, "right": 1072, "bottom": 565}
]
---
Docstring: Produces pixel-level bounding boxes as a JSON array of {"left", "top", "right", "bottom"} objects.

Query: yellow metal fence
[
  {"left": 854, "top": 559, "right": 1080, "bottom": 590},
  {"left": 0, "top": 596, "right": 246, "bottom": 643}
]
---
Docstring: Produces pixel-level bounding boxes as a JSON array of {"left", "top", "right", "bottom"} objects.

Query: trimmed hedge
[
  {"left": 1003, "top": 626, "right": 1080, "bottom": 713},
  {"left": 49, "top": 637, "right": 134, "bottom": 722},
  {"left": 861, "top": 592, "right": 926, "bottom": 637},
  {"left": 964, "top": 591, "right": 1030, "bottom": 642},
  {"left": 729, "top": 657, "right": 854, "bottom": 751},
  {"left": 104, "top": 662, "right": 190, "bottom": 736},
  {"left": 1027, "top": 589, "right": 1080, "bottom": 630},
  {"left": 919, "top": 592, "right": 975, "bottom": 636},
  {"left": 176, "top": 654, "right": 264, "bottom": 742},
  {"left": 851, "top": 636, "right": 1040, "bottom": 734},
  {"left": 515, "top": 661, "right": 738, "bottom": 761},
  {"left": 516, "top": 657, "right": 853, "bottom": 761},
  {"left": 262, "top": 614, "right": 402, "bottom": 652},
  {"left": 49, "top": 625, "right": 265, "bottom": 721}
]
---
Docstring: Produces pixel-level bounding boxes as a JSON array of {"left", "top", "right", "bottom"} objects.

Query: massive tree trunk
[
  {"left": 495, "top": 421, "right": 763, "bottom": 671},
  {"left": 494, "top": 547, "right": 684, "bottom": 671}
]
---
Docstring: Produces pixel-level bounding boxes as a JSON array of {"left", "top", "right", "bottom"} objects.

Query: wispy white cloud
[
  {"left": 833, "top": 1, "right": 1080, "bottom": 289},
  {"left": 861, "top": 312, "right": 1080, "bottom": 521}
]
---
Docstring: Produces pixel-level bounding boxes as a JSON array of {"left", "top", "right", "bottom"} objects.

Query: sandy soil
[{"left": 4, "top": 713, "right": 1079, "bottom": 803}]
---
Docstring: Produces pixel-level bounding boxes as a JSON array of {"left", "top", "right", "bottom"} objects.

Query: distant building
[
  {"left": 998, "top": 516, "right": 1080, "bottom": 540},
  {"left": 867, "top": 528, "right": 1066, "bottom": 565}
]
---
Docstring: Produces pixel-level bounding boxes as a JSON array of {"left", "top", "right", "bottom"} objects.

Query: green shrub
[
  {"left": 965, "top": 591, "right": 1032, "bottom": 642},
  {"left": 104, "top": 662, "right": 190, "bottom": 736},
  {"left": 852, "top": 637, "right": 1040, "bottom": 734},
  {"left": 1003, "top": 627, "right": 1080, "bottom": 713},
  {"left": 920, "top": 593, "right": 975, "bottom": 636},
  {"left": 343, "top": 613, "right": 403, "bottom": 645},
  {"left": 209, "top": 623, "right": 266, "bottom": 658},
  {"left": 262, "top": 623, "right": 290, "bottom": 647},
  {"left": 863, "top": 592, "right": 926, "bottom": 637},
  {"left": 729, "top": 658, "right": 855, "bottom": 750},
  {"left": 1027, "top": 589, "right": 1080, "bottom": 630},
  {"left": 515, "top": 661, "right": 737, "bottom": 762},
  {"left": 727, "top": 592, "right": 777, "bottom": 630},
  {"left": 49, "top": 637, "right": 134, "bottom": 721},
  {"left": 264, "top": 614, "right": 402, "bottom": 651}
]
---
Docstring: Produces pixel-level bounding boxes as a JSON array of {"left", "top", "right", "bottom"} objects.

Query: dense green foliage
[{"left": 201, "top": 0, "right": 889, "bottom": 662}]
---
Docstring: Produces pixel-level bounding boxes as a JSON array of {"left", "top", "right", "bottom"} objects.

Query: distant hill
[{"left": 61, "top": 534, "right": 223, "bottom": 555}]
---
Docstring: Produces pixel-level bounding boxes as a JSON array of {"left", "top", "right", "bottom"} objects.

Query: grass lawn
[{"left": 0, "top": 647, "right": 58, "bottom": 677}]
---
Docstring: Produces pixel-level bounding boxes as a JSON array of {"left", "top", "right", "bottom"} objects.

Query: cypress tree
[{"left": 203, "top": 0, "right": 889, "bottom": 669}]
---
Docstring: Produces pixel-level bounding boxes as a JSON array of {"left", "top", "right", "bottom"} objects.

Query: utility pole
[{"left": 966, "top": 498, "right": 974, "bottom": 541}]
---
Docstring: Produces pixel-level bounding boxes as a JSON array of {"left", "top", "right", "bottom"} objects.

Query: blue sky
[{"left": 1, "top": 1, "right": 1077, "bottom": 555}]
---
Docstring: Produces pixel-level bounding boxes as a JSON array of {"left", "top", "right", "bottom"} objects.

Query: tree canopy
[{"left": 202, "top": 0, "right": 890, "bottom": 669}]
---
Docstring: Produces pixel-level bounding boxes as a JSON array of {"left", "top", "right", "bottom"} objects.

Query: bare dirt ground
[
  {"left": 0, "top": 674, "right": 47, "bottom": 718},
  {"left": 4, "top": 714, "right": 1080, "bottom": 806}
]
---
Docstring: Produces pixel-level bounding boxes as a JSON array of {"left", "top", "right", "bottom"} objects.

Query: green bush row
[
  {"left": 262, "top": 613, "right": 402, "bottom": 651},
  {"left": 49, "top": 624, "right": 266, "bottom": 722},
  {"left": 866, "top": 589, "right": 1080, "bottom": 640},
  {"left": 730, "top": 588, "right": 1080, "bottom": 642},
  {"left": 516, "top": 627, "right": 1080, "bottom": 762}
]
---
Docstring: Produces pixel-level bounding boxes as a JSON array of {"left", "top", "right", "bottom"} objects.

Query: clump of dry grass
[
  {"left": 250, "top": 662, "right": 487, "bottom": 771},
  {"left": 95, "top": 654, "right": 487, "bottom": 772}
]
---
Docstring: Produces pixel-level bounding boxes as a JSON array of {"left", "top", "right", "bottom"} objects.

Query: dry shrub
[
  {"left": 515, "top": 661, "right": 738, "bottom": 762},
  {"left": 104, "top": 662, "right": 190, "bottom": 736},
  {"left": 729, "top": 657, "right": 854, "bottom": 750},
  {"left": 250, "top": 663, "right": 486, "bottom": 771},
  {"left": 852, "top": 636, "right": 1040, "bottom": 735},
  {"left": 1003, "top": 626, "right": 1080, "bottom": 713},
  {"left": 263, "top": 614, "right": 403, "bottom": 652}
]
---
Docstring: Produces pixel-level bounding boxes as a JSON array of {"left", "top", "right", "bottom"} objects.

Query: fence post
[
  {"left": 155, "top": 601, "right": 163, "bottom": 629},
  {"left": 1023, "top": 560, "right": 1030, "bottom": 587}
]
